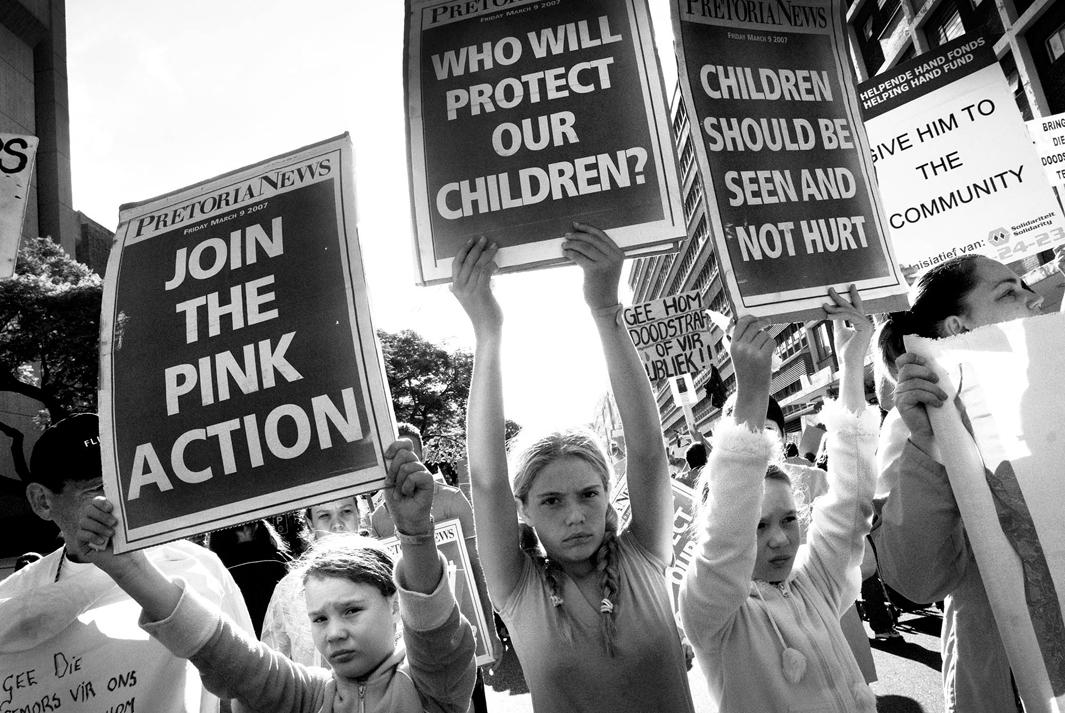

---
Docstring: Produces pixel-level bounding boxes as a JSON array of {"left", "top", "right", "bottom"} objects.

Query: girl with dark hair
[
  {"left": 68, "top": 440, "right": 476, "bottom": 713},
  {"left": 452, "top": 227, "right": 695, "bottom": 713},
  {"left": 872, "top": 254, "right": 1046, "bottom": 713},
  {"left": 680, "top": 287, "right": 880, "bottom": 713}
]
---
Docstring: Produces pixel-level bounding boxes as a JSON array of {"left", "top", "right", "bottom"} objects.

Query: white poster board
[
  {"left": 1026, "top": 112, "right": 1065, "bottom": 190},
  {"left": 0, "top": 134, "right": 39, "bottom": 278},
  {"left": 624, "top": 290, "right": 712, "bottom": 380},
  {"left": 905, "top": 311, "right": 1065, "bottom": 713},
  {"left": 860, "top": 34, "right": 1065, "bottom": 278}
]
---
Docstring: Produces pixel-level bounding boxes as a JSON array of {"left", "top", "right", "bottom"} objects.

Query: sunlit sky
[{"left": 66, "top": 1, "right": 680, "bottom": 435}]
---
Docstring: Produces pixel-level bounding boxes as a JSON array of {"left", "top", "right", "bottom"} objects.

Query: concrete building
[
  {"left": 0, "top": 0, "right": 78, "bottom": 255},
  {"left": 846, "top": 0, "right": 1064, "bottom": 121}
]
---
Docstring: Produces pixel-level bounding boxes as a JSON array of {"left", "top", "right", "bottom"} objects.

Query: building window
[
  {"left": 863, "top": 16, "right": 875, "bottom": 40},
  {"left": 1048, "top": 23, "right": 1065, "bottom": 63},
  {"left": 931, "top": 1, "right": 965, "bottom": 46}
]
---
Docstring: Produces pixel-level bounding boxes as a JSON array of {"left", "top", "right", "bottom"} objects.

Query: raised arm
[
  {"left": 679, "top": 316, "right": 776, "bottom": 644},
  {"left": 873, "top": 354, "right": 970, "bottom": 602},
  {"left": 451, "top": 238, "right": 524, "bottom": 602},
  {"left": 384, "top": 438, "right": 443, "bottom": 593},
  {"left": 562, "top": 223, "right": 672, "bottom": 561},
  {"left": 803, "top": 286, "right": 879, "bottom": 609}
]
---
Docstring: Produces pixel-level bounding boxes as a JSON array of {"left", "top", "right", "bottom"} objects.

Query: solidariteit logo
[{"left": 987, "top": 226, "right": 1012, "bottom": 246}]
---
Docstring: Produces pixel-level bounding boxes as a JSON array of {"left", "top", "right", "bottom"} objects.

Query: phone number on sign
[{"left": 995, "top": 227, "right": 1064, "bottom": 261}]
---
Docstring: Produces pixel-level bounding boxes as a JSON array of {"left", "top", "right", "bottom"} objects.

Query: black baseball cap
[{"left": 29, "top": 413, "right": 102, "bottom": 491}]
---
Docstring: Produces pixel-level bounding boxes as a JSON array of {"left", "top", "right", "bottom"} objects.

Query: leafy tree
[
  {"left": 377, "top": 329, "right": 473, "bottom": 440},
  {"left": 0, "top": 237, "right": 102, "bottom": 482}
]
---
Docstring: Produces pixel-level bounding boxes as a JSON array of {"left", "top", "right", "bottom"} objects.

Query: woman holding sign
[
  {"left": 873, "top": 254, "right": 1047, "bottom": 713},
  {"left": 452, "top": 226, "right": 695, "bottom": 713},
  {"left": 68, "top": 439, "right": 477, "bottom": 713},
  {"left": 679, "top": 288, "right": 879, "bottom": 713}
]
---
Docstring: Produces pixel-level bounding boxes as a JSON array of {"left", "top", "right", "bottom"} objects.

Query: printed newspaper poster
[
  {"left": 99, "top": 134, "right": 396, "bottom": 552},
  {"left": 859, "top": 34, "right": 1065, "bottom": 279},
  {"left": 378, "top": 518, "right": 494, "bottom": 666},
  {"left": 1026, "top": 111, "right": 1065, "bottom": 190},
  {"left": 906, "top": 312, "right": 1065, "bottom": 713},
  {"left": 406, "top": 0, "right": 685, "bottom": 284},
  {"left": 672, "top": 0, "right": 907, "bottom": 321},
  {"left": 0, "top": 134, "right": 39, "bottom": 278}
]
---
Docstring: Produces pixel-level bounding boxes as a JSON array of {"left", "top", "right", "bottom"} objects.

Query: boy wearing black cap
[{"left": 0, "top": 413, "right": 253, "bottom": 713}]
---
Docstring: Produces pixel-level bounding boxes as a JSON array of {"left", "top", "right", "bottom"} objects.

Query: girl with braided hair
[{"left": 452, "top": 226, "right": 695, "bottom": 713}]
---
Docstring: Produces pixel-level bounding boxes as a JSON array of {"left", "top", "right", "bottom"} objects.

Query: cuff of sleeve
[
  {"left": 395, "top": 552, "right": 455, "bottom": 633},
  {"left": 139, "top": 578, "right": 220, "bottom": 658},
  {"left": 710, "top": 417, "right": 775, "bottom": 459},
  {"left": 818, "top": 398, "right": 880, "bottom": 439}
]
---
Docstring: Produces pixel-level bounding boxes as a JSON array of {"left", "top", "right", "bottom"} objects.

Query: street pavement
[{"left": 483, "top": 609, "right": 946, "bottom": 712}]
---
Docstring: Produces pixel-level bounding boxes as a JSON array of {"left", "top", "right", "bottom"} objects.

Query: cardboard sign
[
  {"left": 1026, "top": 112, "right": 1065, "bottom": 190},
  {"left": 0, "top": 542, "right": 251, "bottom": 713},
  {"left": 613, "top": 480, "right": 696, "bottom": 601},
  {"left": 624, "top": 290, "right": 713, "bottom": 380},
  {"left": 0, "top": 134, "right": 38, "bottom": 278},
  {"left": 99, "top": 135, "right": 396, "bottom": 551},
  {"left": 860, "top": 34, "right": 1065, "bottom": 278},
  {"left": 378, "top": 518, "right": 493, "bottom": 667},
  {"left": 672, "top": 0, "right": 907, "bottom": 321},
  {"left": 906, "top": 312, "right": 1065, "bottom": 713},
  {"left": 405, "top": 0, "right": 685, "bottom": 284}
]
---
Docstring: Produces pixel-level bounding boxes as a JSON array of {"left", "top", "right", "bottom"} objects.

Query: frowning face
[
  {"left": 753, "top": 479, "right": 800, "bottom": 583},
  {"left": 519, "top": 456, "right": 608, "bottom": 566},
  {"left": 306, "top": 574, "right": 396, "bottom": 680}
]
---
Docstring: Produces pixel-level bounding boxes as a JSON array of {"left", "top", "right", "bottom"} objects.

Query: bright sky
[{"left": 66, "top": 1, "right": 679, "bottom": 434}]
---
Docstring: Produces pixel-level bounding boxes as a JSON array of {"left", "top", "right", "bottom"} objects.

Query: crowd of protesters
[{"left": 1, "top": 227, "right": 1060, "bottom": 713}]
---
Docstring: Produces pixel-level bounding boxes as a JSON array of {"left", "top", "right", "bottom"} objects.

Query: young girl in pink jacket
[{"left": 680, "top": 287, "right": 880, "bottom": 713}]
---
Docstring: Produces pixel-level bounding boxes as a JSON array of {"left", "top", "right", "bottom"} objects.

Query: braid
[
  {"left": 519, "top": 523, "right": 574, "bottom": 644},
  {"left": 595, "top": 506, "right": 620, "bottom": 657}
]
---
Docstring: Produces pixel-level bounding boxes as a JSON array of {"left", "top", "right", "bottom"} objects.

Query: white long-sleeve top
[{"left": 680, "top": 400, "right": 879, "bottom": 713}]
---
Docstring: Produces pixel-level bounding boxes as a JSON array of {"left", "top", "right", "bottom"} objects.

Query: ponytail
[{"left": 876, "top": 255, "right": 983, "bottom": 381}]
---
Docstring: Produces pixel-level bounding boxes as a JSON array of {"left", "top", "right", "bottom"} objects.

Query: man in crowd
[{"left": 0, "top": 413, "right": 253, "bottom": 713}]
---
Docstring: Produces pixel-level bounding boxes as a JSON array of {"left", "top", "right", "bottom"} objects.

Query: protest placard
[
  {"left": 905, "top": 311, "right": 1065, "bottom": 713},
  {"left": 860, "top": 34, "right": 1065, "bottom": 278},
  {"left": 377, "top": 518, "right": 494, "bottom": 666},
  {"left": 0, "top": 133, "right": 38, "bottom": 278},
  {"left": 672, "top": 0, "right": 907, "bottom": 321},
  {"left": 613, "top": 480, "right": 696, "bottom": 601},
  {"left": 624, "top": 290, "right": 712, "bottom": 380},
  {"left": 99, "top": 135, "right": 396, "bottom": 552},
  {"left": 405, "top": 0, "right": 685, "bottom": 284},
  {"left": 1026, "top": 111, "right": 1065, "bottom": 190}
]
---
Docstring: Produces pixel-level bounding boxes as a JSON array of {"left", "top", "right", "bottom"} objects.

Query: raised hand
[
  {"left": 893, "top": 353, "right": 946, "bottom": 453},
  {"left": 729, "top": 315, "right": 775, "bottom": 429},
  {"left": 383, "top": 439, "right": 436, "bottom": 536},
  {"left": 823, "top": 285, "right": 874, "bottom": 371},
  {"left": 451, "top": 237, "right": 501, "bottom": 335},
  {"left": 561, "top": 222, "right": 623, "bottom": 310}
]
